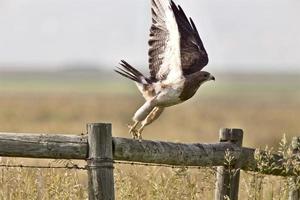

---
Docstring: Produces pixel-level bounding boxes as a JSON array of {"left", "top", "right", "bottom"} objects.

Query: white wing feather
[{"left": 151, "top": 0, "right": 183, "bottom": 84}]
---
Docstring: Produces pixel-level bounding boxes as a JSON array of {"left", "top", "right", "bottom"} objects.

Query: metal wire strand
[{"left": 0, "top": 160, "right": 220, "bottom": 172}]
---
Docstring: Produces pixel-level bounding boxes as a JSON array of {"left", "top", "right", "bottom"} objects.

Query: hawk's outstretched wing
[
  {"left": 148, "top": 0, "right": 209, "bottom": 80},
  {"left": 171, "top": 1, "right": 208, "bottom": 75},
  {"left": 148, "top": 0, "right": 182, "bottom": 82}
]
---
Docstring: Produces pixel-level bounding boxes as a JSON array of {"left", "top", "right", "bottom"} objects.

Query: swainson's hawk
[{"left": 115, "top": 0, "right": 214, "bottom": 140}]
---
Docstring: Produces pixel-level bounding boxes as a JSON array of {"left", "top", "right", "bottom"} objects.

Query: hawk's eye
[{"left": 204, "top": 74, "right": 208, "bottom": 77}]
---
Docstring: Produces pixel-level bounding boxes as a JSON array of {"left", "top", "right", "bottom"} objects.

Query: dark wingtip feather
[
  {"left": 114, "top": 68, "right": 138, "bottom": 82},
  {"left": 189, "top": 17, "right": 204, "bottom": 45},
  {"left": 120, "top": 59, "right": 127, "bottom": 64},
  {"left": 170, "top": 0, "right": 176, "bottom": 8},
  {"left": 120, "top": 60, "right": 143, "bottom": 77},
  {"left": 116, "top": 66, "right": 136, "bottom": 80},
  {"left": 189, "top": 17, "right": 197, "bottom": 31},
  {"left": 115, "top": 60, "right": 148, "bottom": 84},
  {"left": 178, "top": 5, "right": 190, "bottom": 23}
]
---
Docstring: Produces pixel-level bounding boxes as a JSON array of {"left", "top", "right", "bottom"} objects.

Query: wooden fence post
[
  {"left": 215, "top": 128, "right": 243, "bottom": 200},
  {"left": 87, "top": 123, "right": 115, "bottom": 200},
  {"left": 289, "top": 137, "right": 300, "bottom": 200}
]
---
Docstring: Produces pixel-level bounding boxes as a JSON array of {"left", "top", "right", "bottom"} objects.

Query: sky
[{"left": 0, "top": 0, "right": 300, "bottom": 72}]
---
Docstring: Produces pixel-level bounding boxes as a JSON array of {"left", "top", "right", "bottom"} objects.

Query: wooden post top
[
  {"left": 87, "top": 123, "right": 113, "bottom": 160},
  {"left": 87, "top": 123, "right": 111, "bottom": 129},
  {"left": 219, "top": 128, "right": 244, "bottom": 145}
]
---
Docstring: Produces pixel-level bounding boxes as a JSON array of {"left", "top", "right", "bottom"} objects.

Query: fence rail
[{"left": 0, "top": 123, "right": 298, "bottom": 200}]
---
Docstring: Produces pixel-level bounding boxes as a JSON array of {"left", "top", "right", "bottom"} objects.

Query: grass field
[{"left": 0, "top": 70, "right": 299, "bottom": 199}]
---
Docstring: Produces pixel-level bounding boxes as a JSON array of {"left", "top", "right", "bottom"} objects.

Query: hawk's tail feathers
[{"left": 115, "top": 60, "right": 149, "bottom": 84}]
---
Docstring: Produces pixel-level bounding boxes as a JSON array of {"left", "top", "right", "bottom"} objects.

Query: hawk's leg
[
  {"left": 137, "top": 107, "right": 164, "bottom": 141},
  {"left": 130, "top": 99, "right": 157, "bottom": 140},
  {"left": 127, "top": 121, "right": 139, "bottom": 139}
]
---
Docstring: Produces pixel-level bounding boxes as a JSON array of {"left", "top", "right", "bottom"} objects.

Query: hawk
[{"left": 115, "top": 0, "right": 214, "bottom": 140}]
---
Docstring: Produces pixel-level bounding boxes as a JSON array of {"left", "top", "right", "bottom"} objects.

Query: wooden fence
[{"left": 0, "top": 123, "right": 299, "bottom": 200}]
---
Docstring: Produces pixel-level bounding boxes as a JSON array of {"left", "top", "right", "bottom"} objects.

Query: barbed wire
[
  {"left": 114, "top": 161, "right": 216, "bottom": 170},
  {"left": 0, "top": 160, "right": 217, "bottom": 171},
  {"left": 0, "top": 163, "right": 87, "bottom": 170}
]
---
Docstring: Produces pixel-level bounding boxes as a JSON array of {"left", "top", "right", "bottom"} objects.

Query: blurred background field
[{"left": 0, "top": 69, "right": 299, "bottom": 147}]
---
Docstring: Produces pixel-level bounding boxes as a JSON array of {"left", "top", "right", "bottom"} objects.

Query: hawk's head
[{"left": 199, "top": 71, "right": 215, "bottom": 82}]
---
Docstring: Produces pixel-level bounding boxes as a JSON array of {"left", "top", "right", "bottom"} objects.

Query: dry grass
[
  {"left": 0, "top": 158, "right": 87, "bottom": 200},
  {"left": 115, "top": 165, "right": 216, "bottom": 200}
]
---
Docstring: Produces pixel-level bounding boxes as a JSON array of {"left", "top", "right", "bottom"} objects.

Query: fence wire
[
  {"left": 0, "top": 160, "right": 218, "bottom": 171},
  {"left": 0, "top": 163, "right": 87, "bottom": 170},
  {"left": 114, "top": 161, "right": 216, "bottom": 170}
]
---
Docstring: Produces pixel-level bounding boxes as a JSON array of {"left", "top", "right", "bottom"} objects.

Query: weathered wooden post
[
  {"left": 288, "top": 137, "right": 300, "bottom": 200},
  {"left": 87, "top": 123, "right": 115, "bottom": 200},
  {"left": 215, "top": 128, "right": 243, "bottom": 200}
]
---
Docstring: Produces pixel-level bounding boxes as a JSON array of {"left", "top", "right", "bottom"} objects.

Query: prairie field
[{"left": 0, "top": 70, "right": 299, "bottom": 199}]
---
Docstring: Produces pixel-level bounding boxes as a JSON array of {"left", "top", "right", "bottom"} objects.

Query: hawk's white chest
[{"left": 153, "top": 77, "right": 185, "bottom": 107}]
